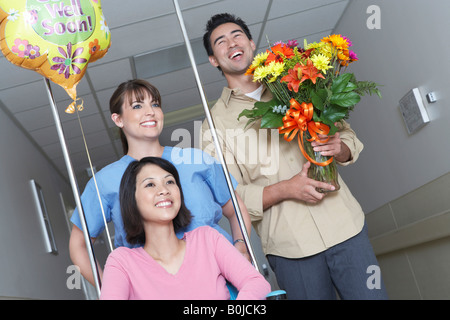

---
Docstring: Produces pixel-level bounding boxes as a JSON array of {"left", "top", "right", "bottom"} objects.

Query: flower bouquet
[{"left": 239, "top": 35, "right": 381, "bottom": 192}]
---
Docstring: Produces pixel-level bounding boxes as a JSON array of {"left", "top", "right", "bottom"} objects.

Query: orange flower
[
  {"left": 337, "top": 49, "right": 351, "bottom": 66},
  {"left": 89, "top": 39, "right": 99, "bottom": 55},
  {"left": 298, "top": 59, "right": 325, "bottom": 84},
  {"left": 301, "top": 48, "right": 313, "bottom": 59},
  {"left": 281, "top": 63, "right": 302, "bottom": 93},
  {"left": 321, "top": 34, "right": 349, "bottom": 51},
  {"left": 245, "top": 65, "right": 256, "bottom": 75},
  {"left": 265, "top": 43, "right": 295, "bottom": 65}
]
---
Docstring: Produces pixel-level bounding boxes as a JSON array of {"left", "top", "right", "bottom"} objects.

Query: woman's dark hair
[
  {"left": 203, "top": 13, "right": 253, "bottom": 72},
  {"left": 110, "top": 79, "right": 162, "bottom": 154},
  {"left": 119, "top": 157, "right": 192, "bottom": 245}
]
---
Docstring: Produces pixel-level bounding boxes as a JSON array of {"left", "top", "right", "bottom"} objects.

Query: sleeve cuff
[{"left": 236, "top": 183, "right": 265, "bottom": 222}]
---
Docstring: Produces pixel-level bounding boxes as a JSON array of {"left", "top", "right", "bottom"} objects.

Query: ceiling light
[{"left": 133, "top": 38, "right": 208, "bottom": 79}]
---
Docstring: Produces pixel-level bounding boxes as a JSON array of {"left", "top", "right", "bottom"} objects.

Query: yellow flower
[
  {"left": 314, "top": 43, "right": 332, "bottom": 59},
  {"left": 266, "top": 61, "right": 285, "bottom": 82},
  {"left": 253, "top": 65, "right": 270, "bottom": 82},
  {"left": 310, "top": 54, "right": 333, "bottom": 74},
  {"left": 304, "top": 40, "right": 325, "bottom": 51},
  {"left": 247, "top": 52, "right": 270, "bottom": 76},
  {"left": 251, "top": 51, "right": 269, "bottom": 69}
]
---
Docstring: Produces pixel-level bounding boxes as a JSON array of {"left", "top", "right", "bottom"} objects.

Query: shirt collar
[{"left": 220, "top": 85, "right": 269, "bottom": 107}]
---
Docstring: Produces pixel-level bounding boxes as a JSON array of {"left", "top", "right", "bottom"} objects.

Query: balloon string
[
  {"left": 74, "top": 107, "right": 114, "bottom": 253},
  {"left": 65, "top": 98, "right": 84, "bottom": 114}
]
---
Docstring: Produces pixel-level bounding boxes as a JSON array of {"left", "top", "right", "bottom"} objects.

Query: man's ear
[
  {"left": 250, "top": 39, "right": 256, "bottom": 52},
  {"left": 209, "top": 55, "right": 219, "bottom": 68},
  {"left": 111, "top": 113, "right": 123, "bottom": 128}
]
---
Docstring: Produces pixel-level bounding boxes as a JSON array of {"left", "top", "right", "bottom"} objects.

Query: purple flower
[
  {"left": 25, "top": 44, "right": 40, "bottom": 59},
  {"left": 343, "top": 36, "right": 353, "bottom": 47},
  {"left": 274, "top": 40, "right": 300, "bottom": 49},
  {"left": 349, "top": 50, "right": 358, "bottom": 61},
  {"left": 286, "top": 40, "right": 299, "bottom": 48},
  {"left": 51, "top": 43, "right": 87, "bottom": 79}
]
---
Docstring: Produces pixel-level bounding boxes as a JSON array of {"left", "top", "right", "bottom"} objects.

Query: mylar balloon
[{"left": 0, "top": 0, "right": 111, "bottom": 111}]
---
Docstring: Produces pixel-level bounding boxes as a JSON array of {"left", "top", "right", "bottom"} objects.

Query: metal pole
[
  {"left": 43, "top": 78, "right": 102, "bottom": 298},
  {"left": 172, "top": 0, "right": 259, "bottom": 272}
]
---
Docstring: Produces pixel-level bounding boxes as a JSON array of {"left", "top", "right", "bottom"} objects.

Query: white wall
[
  {"left": 331, "top": 0, "right": 450, "bottom": 300},
  {"left": 0, "top": 103, "right": 85, "bottom": 299},
  {"left": 334, "top": 0, "right": 450, "bottom": 214}
]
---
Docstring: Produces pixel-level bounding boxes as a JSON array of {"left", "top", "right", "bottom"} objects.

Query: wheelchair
[{"left": 227, "top": 283, "right": 287, "bottom": 300}]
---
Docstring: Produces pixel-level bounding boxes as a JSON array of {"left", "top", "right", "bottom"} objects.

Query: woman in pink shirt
[{"left": 100, "top": 157, "right": 270, "bottom": 300}]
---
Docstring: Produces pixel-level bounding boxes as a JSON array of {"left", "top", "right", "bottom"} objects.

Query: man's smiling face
[{"left": 208, "top": 22, "right": 256, "bottom": 76}]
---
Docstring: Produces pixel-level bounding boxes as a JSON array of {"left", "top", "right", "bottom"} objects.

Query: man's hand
[
  {"left": 311, "top": 132, "right": 351, "bottom": 163},
  {"left": 286, "top": 161, "right": 335, "bottom": 204},
  {"left": 263, "top": 161, "right": 335, "bottom": 210}
]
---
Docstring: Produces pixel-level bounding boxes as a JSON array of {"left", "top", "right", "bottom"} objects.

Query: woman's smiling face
[
  {"left": 134, "top": 163, "right": 181, "bottom": 225},
  {"left": 112, "top": 90, "right": 164, "bottom": 142}
]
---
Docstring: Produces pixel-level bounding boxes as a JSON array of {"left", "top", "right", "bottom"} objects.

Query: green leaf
[
  {"left": 261, "top": 111, "right": 284, "bottom": 129},
  {"left": 242, "top": 118, "right": 259, "bottom": 130},
  {"left": 311, "top": 91, "right": 324, "bottom": 111},
  {"left": 317, "top": 117, "right": 338, "bottom": 136},
  {"left": 321, "top": 104, "right": 348, "bottom": 123},
  {"left": 238, "top": 97, "right": 285, "bottom": 129},
  {"left": 331, "top": 73, "right": 353, "bottom": 94},
  {"left": 330, "top": 92, "right": 361, "bottom": 107},
  {"left": 238, "top": 98, "right": 279, "bottom": 121},
  {"left": 342, "top": 81, "right": 358, "bottom": 93},
  {"left": 313, "top": 110, "right": 321, "bottom": 122},
  {"left": 238, "top": 108, "right": 257, "bottom": 120},
  {"left": 311, "top": 88, "right": 330, "bottom": 111},
  {"left": 320, "top": 88, "right": 332, "bottom": 100},
  {"left": 354, "top": 81, "right": 383, "bottom": 98},
  {"left": 328, "top": 123, "right": 339, "bottom": 136},
  {"left": 253, "top": 100, "right": 275, "bottom": 116}
]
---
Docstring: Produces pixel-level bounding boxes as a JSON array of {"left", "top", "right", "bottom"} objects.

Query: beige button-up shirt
[{"left": 200, "top": 86, "right": 365, "bottom": 258}]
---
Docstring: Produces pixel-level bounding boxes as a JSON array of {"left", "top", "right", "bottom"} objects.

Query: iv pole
[
  {"left": 172, "top": 0, "right": 259, "bottom": 272},
  {"left": 43, "top": 78, "right": 102, "bottom": 297}
]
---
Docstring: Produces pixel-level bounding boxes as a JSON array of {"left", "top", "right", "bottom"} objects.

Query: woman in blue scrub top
[{"left": 69, "top": 79, "right": 252, "bottom": 286}]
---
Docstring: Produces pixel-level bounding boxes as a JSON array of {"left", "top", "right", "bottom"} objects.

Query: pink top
[{"left": 100, "top": 226, "right": 271, "bottom": 300}]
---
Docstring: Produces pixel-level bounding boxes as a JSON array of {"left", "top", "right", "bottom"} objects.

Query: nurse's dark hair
[
  {"left": 119, "top": 157, "right": 192, "bottom": 245},
  {"left": 109, "top": 79, "right": 162, "bottom": 154}
]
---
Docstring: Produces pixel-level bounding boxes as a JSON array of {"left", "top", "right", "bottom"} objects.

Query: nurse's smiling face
[{"left": 111, "top": 91, "right": 164, "bottom": 143}]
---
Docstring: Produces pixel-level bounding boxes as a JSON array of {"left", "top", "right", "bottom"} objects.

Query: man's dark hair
[
  {"left": 119, "top": 157, "right": 192, "bottom": 245},
  {"left": 203, "top": 13, "right": 253, "bottom": 57}
]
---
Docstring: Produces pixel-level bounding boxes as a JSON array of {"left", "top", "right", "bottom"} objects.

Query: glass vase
[{"left": 303, "top": 132, "right": 340, "bottom": 193}]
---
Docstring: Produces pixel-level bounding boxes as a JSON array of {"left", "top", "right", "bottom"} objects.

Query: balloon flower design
[{"left": 0, "top": 0, "right": 110, "bottom": 112}]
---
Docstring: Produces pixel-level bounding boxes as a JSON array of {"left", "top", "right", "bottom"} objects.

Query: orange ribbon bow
[{"left": 278, "top": 99, "right": 334, "bottom": 167}]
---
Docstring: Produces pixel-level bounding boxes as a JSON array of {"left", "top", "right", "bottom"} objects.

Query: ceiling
[{"left": 0, "top": 0, "right": 349, "bottom": 188}]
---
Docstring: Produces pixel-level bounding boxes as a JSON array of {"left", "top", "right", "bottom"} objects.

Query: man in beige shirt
[{"left": 200, "top": 13, "right": 387, "bottom": 300}]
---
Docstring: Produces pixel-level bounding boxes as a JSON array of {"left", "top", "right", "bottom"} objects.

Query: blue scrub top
[{"left": 71, "top": 147, "right": 237, "bottom": 248}]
